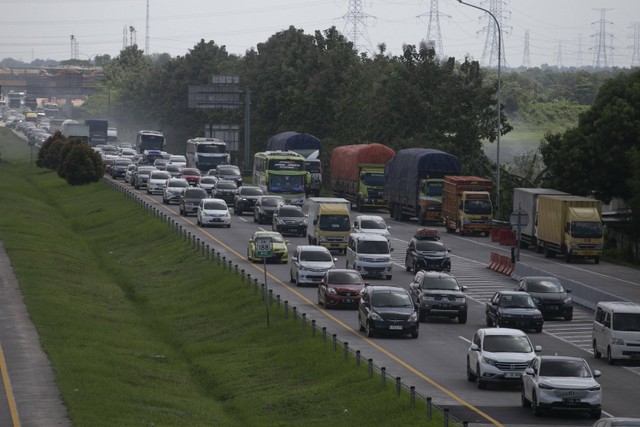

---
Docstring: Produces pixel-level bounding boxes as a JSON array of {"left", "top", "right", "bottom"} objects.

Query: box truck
[
  {"left": 307, "top": 197, "right": 351, "bottom": 253},
  {"left": 512, "top": 188, "right": 569, "bottom": 248},
  {"left": 442, "top": 176, "right": 493, "bottom": 236}
]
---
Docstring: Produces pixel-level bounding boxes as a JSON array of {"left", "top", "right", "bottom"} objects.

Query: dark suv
[
  {"left": 272, "top": 204, "right": 307, "bottom": 236},
  {"left": 404, "top": 228, "right": 451, "bottom": 273},
  {"left": 179, "top": 188, "right": 208, "bottom": 216},
  {"left": 253, "top": 196, "right": 285, "bottom": 224},
  {"left": 212, "top": 180, "right": 238, "bottom": 205},
  {"left": 233, "top": 186, "right": 264, "bottom": 215},
  {"left": 408, "top": 270, "right": 468, "bottom": 324}
]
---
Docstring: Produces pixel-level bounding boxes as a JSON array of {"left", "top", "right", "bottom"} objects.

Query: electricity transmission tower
[
  {"left": 521, "top": 29, "right": 531, "bottom": 68},
  {"left": 480, "top": 0, "right": 510, "bottom": 67},
  {"left": 576, "top": 34, "right": 584, "bottom": 67},
  {"left": 342, "top": 0, "right": 375, "bottom": 54},
  {"left": 630, "top": 22, "right": 640, "bottom": 67},
  {"left": 556, "top": 40, "right": 563, "bottom": 68},
  {"left": 70, "top": 35, "right": 77, "bottom": 60},
  {"left": 591, "top": 8, "right": 613, "bottom": 68},
  {"left": 418, "top": 0, "right": 449, "bottom": 57},
  {"left": 145, "top": 0, "right": 150, "bottom": 54}
]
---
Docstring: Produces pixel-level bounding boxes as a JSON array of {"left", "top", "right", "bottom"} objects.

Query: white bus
[
  {"left": 185, "top": 137, "right": 230, "bottom": 172},
  {"left": 136, "top": 130, "right": 165, "bottom": 153}
]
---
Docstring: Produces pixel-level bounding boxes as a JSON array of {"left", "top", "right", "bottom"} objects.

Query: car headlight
[
  {"left": 588, "top": 385, "right": 601, "bottom": 391},
  {"left": 408, "top": 312, "right": 418, "bottom": 322},
  {"left": 538, "top": 382, "right": 554, "bottom": 390},
  {"left": 611, "top": 338, "right": 625, "bottom": 345},
  {"left": 481, "top": 356, "right": 497, "bottom": 366},
  {"left": 298, "top": 265, "right": 309, "bottom": 271},
  {"left": 463, "top": 218, "right": 471, "bottom": 225},
  {"left": 455, "top": 297, "right": 466, "bottom": 303},
  {"left": 327, "top": 287, "right": 337, "bottom": 295},
  {"left": 277, "top": 218, "right": 286, "bottom": 225},
  {"left": 370, "top": 312, "right": 383, "bottom": 321},
  {"left": 563, "top": 297, "right": 572, "bottom": 304}
]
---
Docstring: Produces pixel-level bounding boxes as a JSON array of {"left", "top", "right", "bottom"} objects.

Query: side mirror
[
  {"left": 447, "top": 249, "right": 452, "bottom": 253},
  {"left": 566, "top": 289, "right": 572, "bottom": 293},
  {"left": 470, "top": 343, "right": 480, "bottom": 352},
  {"left": 285, "top": 240, "right": 290, "bottom": 245},
  {"left": 534, "top": 345, "right": 542, "bottom": 353},
  {"left": 390, "top": 247, "right": 394, "bottom": 252},
  {"left": 461, "top": 285, "right": 467, "bottom": 292},
  {"left": 313, "top": 220, "right": 317, "bottom": 226},
  {"left": 409, "top": 282, "right": 419, "bottom": 290},
  {"left": 333, "top": 257, "right": 338, "bottom": 262},
  {"left": 291, "top": 255, "right": 297, "bottom": 261},
  {"left": 593, "top": 370, "right": 602, "bottom": 378},
  {"left": 248, "top": 239, "right": 254, "bottom": 243},
  {"left": 524, "top": 367, "right": 535, "bottom": 376}
]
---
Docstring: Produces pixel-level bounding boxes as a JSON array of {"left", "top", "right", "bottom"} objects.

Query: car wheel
[
  {"left": 358, "top": 315, "right": 365, "bottom": 332},
  {"left": 365, "top": 321, "right": 375, "bottom": 338},
  {"left": 411, "top": 330, "right": 418, "bottom": 339},
  {"left": 405, "top": 257, "right": 411, "bottom": 272},
  {"left": 295, "top": 274, "right": 301, "bottom": 287},
  {"left": 226, "top": 224, "right": 231, "bottom": 228},
  {"left": 607, "top": 347, "right": 616, "bottom": 365},
  {"left": 466, "top": 358, "right": 476, "bottom": 381},
  {"left": 521, "top": 390, "right": 531, "bottom": 408},
  {"left": 485, "top": 315, "right": 493, "bottom": 327},
  {"left": 564, "top": 312, "right": 573, "bottom": 321},
  {"left": 532, "top": 393, "right": 543, "bottom": 417},
  {"left": 591, "top": 409, "right": 602, "bottom": 419},
  {"left": 418, "top": 308, "right": 426, "bottom": 322},
  {"left": 476, "top": 364, "right": 486, "bottom": 389},
  {"left": 386, "top": 275, "right": 392, "bottom": 280},
  {"left": 458, "top": 313, "right": 467, "bottom": 324},
  {"left": 535, "top": 325, "right": 543, "bottom": 333},
  {"left": 235, "top": 208, "right": 242, "bottom": 215},
  {"left": 593, "top": 340, "right": 602, "bottom": 359}
]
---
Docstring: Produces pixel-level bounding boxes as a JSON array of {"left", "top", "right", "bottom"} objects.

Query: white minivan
[
  {"left": 592, "top": 301, "right": 640, "bottom": 364},
  {"left": 345, "top": 233, "right": 393, "bottom": 280}
]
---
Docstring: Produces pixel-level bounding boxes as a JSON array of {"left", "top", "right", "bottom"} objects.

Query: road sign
[
  {"left": 255, "top": 237, "right": 272, "bottom": 258},
  {"left": 510, "top": 209, "right": 529, "bottom": 227}
]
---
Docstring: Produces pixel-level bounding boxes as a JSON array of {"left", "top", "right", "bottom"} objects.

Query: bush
[
  {"left": 58, "top": 141, "right": 104, "bottom": 185},
  {"left": 36, "top": 132, "right": 67, "bottom": 170}
]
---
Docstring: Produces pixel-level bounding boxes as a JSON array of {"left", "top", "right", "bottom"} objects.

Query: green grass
[{"left": 0, "top": 128, "right": 448, "bottom": 426}]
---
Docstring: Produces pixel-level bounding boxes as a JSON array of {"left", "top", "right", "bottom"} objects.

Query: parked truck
[
  {"left": 512, "top": 188, "right": 568, "bottom": 248},
  {"left": 84, "top": 119, "right": 109, "bottom": 147},
  {"left": 384, "top": 148, "right": 461, "bottom": 224},
  {"left": 267, "top": 132, "right": 322, "bottom": 196},
  {"left": 61, "top": 120, "right": 90, "bottom": 143},
  {"left": 330, "top": 143, "right": 395, "bottom": 211},
  {"left": 535, "top": 195, "right": 603, "bottom": 264},
  {"left": 307, "top": 197, "right": 351, "bottom": 253},
  {"left": 442, "top": 176, "right": 493, "bottom": 236}
]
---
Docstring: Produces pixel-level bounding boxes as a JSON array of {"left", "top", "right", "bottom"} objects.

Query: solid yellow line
[
  {"left": 0, "top": 342, "right": 21, "bottom": 427},
  {"left": 142, "top": 190, "right": 504, "bottom": 427}
]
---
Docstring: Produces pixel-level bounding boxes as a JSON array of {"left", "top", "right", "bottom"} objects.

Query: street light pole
[{"left": 458, "top": 0, "right": 502, "bottom": 214}]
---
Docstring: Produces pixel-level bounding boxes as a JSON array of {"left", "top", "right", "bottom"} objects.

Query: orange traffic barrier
[
  {"left": 488, "top": 252, "right": 514, "bottom": 276},
  {"left": 487, "top": 252, "right": 500, "bottom": 270}
]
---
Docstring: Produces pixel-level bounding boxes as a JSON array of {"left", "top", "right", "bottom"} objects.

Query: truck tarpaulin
[
  {"left": 330, "top": 143, "right": 395, "bottom": 182},
  {"left": 267, "top": 132, "right": 322, "bottom": 159}
]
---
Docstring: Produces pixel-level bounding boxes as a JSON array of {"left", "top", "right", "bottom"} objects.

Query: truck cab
[
  {"left": 307, "top": 197, "right": 351, "bottom": 253},
  {"left": 418, "top": 177, "right": 445, "bottom": 222}
]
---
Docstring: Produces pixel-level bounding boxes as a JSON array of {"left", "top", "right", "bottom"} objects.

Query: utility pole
[
  {"left": 556, "top": 40, "right": 563, "bottom": 68},
  {"left": 145, "top": 0, "right": 150, "bottom": 54},
  {"left": 479, "top": 0, "right": 509, "bottom": 68},
  {"left": 342, "top": 0, "right": 375, "bottom": 55},
  {"left": 591, "top": 8, "right": 613, "bottom": 68},
  {"left": 521, "top": 29, "right": 531, "bottom": 68},
  {"left": 630, "top": 22, "right": 640, "bottom": 67},
  {"left": 418, "top": 0, "right": 449, "bottom": 57}
]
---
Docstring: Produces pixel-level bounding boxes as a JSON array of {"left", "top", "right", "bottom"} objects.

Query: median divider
[{"left": 488, "top": 251, "right": 514, "bottom": 277}]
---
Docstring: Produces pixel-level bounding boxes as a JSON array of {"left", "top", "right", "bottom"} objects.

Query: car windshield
[
  {"left": 483, "top": 335, "right": 533, "bottom": 353},
  {"left": 421, "top": 276, "right": 460, "bottom": 290},
  {"left": 357, "top": 240, "right": 389, "bottom": 254},
  {"left": 171, "top": 156, "right": 186, "bottom": 162},
  {"left": 184, "top": 189, "right": 207, "bottom": 198},
  {"left": 217, "top": 182, "right": 237, "bottom": 190},
  {"left": 499, "top": 294, "right": 536, "bottom": 308},
  {"left": 262, "top": 198, "right": 283, "bottom": 207},
  {"left": 539, "top": 360, "right": 591, "bottom": 377},
  {"left": 241, "top": 187, "right": 263, "bottom": 196},
  {"left": 219, "top": 167, "right": 240, "bottom": 177},
  {"left": 361, "top": 172, "right": 385, "bottom": 187},
  {"left": 151, "top": 172, "right": 170, "bottom": 180},
  {"left": 612, "top": 313, "right": 640, "bottom": 331},
  {"left": 203, "top": 201, "right": 227, "bottom": 210},
  {"left": 360, "top": 219, "right": 386, "bottom": 229},
  {"left": 200, "top": 177, "right": 217, "bottom": 184},
  {"left": 138, "top": 167, "right": 154, "bottom": 174},
  {"left": 168, "top": 181, "right": 188, "bottom": 188},
  {"left": 416, "top": 241, "right": 446, "bottom": 251},
  {"left": 256, "top": 234, "right": 285, "bottom": 244},
  {"left": 300, "top": 250, "right": 332, "bottom": 262},
  {"left": 526, "top": 278, "right": 564, "bottom": 293},
  {"left": 319, "top": 215, "right": 351, "bottom": 232},
  {"left": 571, "top": 221, "right": 603, "bottom": 239},
  {"left": 182, "top": 169, "right": 200, "bottom": 176},
  {"left": 464, "top": 198, "right": 492, "bottom": 215},
  {"left": 371, "top": 291, "right": 413, "bottom": 308},
  {"left": 327, "top": 271, "right": 363, "bottom": 284},
  {"left": 167, "top": 165, "right": 181, "bottom": 172},
  {"left": 279, "top": 207, "right": 304, "bottom": 217}
]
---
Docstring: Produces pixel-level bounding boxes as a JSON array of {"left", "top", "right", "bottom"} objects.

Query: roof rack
[{"left": 414, "top": 228, "right": 440, "bottom": 240}]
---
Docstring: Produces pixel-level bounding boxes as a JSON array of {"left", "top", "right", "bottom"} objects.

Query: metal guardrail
[{"left": 103, "top": 177, "right": 469, "bottom": 427}]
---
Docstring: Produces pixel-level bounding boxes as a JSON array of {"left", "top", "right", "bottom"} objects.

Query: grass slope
[{"left": 0, "top": 129, "right": 444, "bottom": 426}]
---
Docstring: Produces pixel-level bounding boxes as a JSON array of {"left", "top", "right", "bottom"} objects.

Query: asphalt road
[{"left": 2, "top": 172, "right": 640, "bottom": 426}]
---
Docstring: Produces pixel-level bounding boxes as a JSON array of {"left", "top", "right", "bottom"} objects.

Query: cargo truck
[
  {"left": 307, "top": 197, "right": 351, "bottom": 253},
  {"left": 535, "top": 195, "right": 603, "bottom": 264},
  {"left": 512, "top": 188, "right": 569, "bottom": 248},
  {"left": 442, "top": 176, "right": 493, "bottom": 236},
  {"left": 61, "top": 120, "right": 90, "bottom": 143},
  {"left": 330, "top": 143, "right": 395, "bottom": 211},
  {"left": 84, "top": 119, "right": 109, "bottom": 147},
  {"left": 384, "top": 148, "right": 461, "bottom": 224}
]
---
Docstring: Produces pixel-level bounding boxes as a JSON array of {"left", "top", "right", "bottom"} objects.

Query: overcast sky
[{"left": 1, "top": 0, "right": 638, "bottom": 68}]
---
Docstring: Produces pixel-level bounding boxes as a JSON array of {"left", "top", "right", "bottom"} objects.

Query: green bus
[{"left": 253, "top": 151, "right": 309, "bottom": 205}]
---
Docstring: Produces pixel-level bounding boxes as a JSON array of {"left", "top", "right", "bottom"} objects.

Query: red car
[
  {"left": 317, "top": 269, "right": 366, "bottom": 309},
  {"left": 180, "top": 168, "right": 201, "bottom": 186}
]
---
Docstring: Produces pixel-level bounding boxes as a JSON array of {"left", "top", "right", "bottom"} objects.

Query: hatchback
[
  {"left": 515, "top": 276, "right": 573, "bottom": 321},
  {"left": 289, "top": 245, "right": 336, "bottom": 287},
  {"left": 318, "top": 269, "right": 366, "bottom": 309},
  {"left": 486, "top": 290, "right": 544, "bottom": 333},
  {"left": 358, "top": 286, "right": 419, "bottom": 338},
  {"left": 196, "top": 198, "right": 231, "bottom": 228}
]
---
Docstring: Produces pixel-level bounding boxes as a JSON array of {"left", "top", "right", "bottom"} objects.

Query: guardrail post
[
  {"left": 284, "top": 301, "right": 289, "bottom": 319},
  {"left": 268, "top": 290, "right": 273, "bottom": 306},
  {"left": 343, "top": 342, "right": 349, "bottom": 361},
  {"left": 246, "top": 273, "right": 251, "bottom": 287},
  {"left": 444, "top": 408, "right": 449, "bottom": 427},
  {"left": 396, "top": 377, "right": 401, "bottom": 397},
  {"left": 292, "top": 307, "right": 297, "bottom": 320},
  {"left": 356, "top": 350, "right": 361, "bottom": 367},
  {"left": 222, "top": 256, "right": 227, "bottom": 270},
  {"left": 322, "top": 327, "right": 327, "bottom": 341},
  {"left": 368, "top": 359, "right": 373, "bottom": 378},
  {"left": 426, "top": 397, "right": 432, "bottom": 420},
  {"left": 228, "top": 260, "right": 233, "bottom": 271},
  {"left": 276, "top": 294, "right": 281, "bottom": 307},
  {"left": 260, "top": 283, "right": 265, "bottom": 300},
  {"left": 381, "top": 367, "right": 386, "bottom": 387},
  {"left": 311, "top": 320, "right": 316, "bottom": 337},
  {"left": 332, "top": 334, "right": 337, "bottom": 351},
  {"left": 254, "top": 278, "right": 258, "bottom": 294},
  {"left": 410, "top": 386, "right": 415, "bottom": 407},
  {"left": 206, "top": 244, "right": 210, "bottom": 259}
]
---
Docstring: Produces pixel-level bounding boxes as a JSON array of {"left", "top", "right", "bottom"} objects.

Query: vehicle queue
[{"left": 96, "top": 138, "right": 640, "bottom": 425}]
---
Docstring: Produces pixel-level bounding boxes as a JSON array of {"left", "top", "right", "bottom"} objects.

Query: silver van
[
  {"left": 592, "top": 301, "right": 640, "bottom": 364},
  {"left": 345, "top": 233, "right": 393, "bottom": 280}
]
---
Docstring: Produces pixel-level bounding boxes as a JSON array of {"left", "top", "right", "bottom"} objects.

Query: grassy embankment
[{"left": 0, "top": 128, "right": 447, "bottom": 426}]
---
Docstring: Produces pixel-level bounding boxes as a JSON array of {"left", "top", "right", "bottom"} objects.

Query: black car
[
  {"left": 233, "top": 186, "right": 264, "bottom": 215},
  {"left": 179, "top": 188, "right": 208, "bottom": 216},
  {"left": 110, "top": 158, "right": 133, "bottom": 179},
  {"left": 358, "top": 286, "right": 419, "bottom": 338},
  {"left": 408, "top": 270, "right": 468, "bottom": 323},
  {"left": 485, "top": 291, "right": 544, "bottom": 333},
  {"left": 254, "top": 195, "right": 285, "bottom": 224},
  {"left": 211, "top": 180, "right": 238, "bottom": 205},
  {"left": 272, "top": 204, "right": 307, "bottom": 236},
  {"left": 404, "top": 229, "right": 451, "bottom": 273},
  {"left": 514, "top": 276, "right": 573, "bottom": 321}
]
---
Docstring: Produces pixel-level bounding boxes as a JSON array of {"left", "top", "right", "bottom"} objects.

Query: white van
[
  {"left": 592, "top": 301, "right": 640, "bottom": 364},
  {"left": 345, "top": 233, "right": 393, "bottom": 280}
]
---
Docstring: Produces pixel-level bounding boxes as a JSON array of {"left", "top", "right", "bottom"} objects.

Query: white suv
[
  {"left": 466, "top": 328, "right": 541, "bottom": 390},
  {"left": 289, "top": 245, "right": 336, "bottom": 287},
  {"left": 352, "top": 215, "right": 390, "bottom": 241},
  {"left": 345, "top": 233, "right": 393, "bottom": 280}
]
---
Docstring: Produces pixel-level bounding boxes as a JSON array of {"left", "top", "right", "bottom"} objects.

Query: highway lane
[{"left": 111, "top": 179, "right": 640, "bottom": 426}]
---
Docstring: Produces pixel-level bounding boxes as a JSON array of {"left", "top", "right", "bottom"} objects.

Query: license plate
[
  {"left": 388, "top": 325, "right": 403, "bottom": 330},
  {"left": 440, "top": 303, "right": 450, "bottom": 308},
  {"left": 343, "top": 299, "right": 353, "bottom": 304},
  {"left": 631, "top": 353, "right": 640, "bottom": 360},
  {"left": 548, "top": 306, "right": 558, "bottom": 310},
  {"left": 562, "top": 398, "right": 581, "bottom": 404},
  {"left": 504, "top": 372, "right": 521, "bottom": 378}
]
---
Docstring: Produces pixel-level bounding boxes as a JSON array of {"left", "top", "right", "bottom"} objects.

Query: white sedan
[{"left": 196, "top": 198, "right": 231, "bottom": 228}]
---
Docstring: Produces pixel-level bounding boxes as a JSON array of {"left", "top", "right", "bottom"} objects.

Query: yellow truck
[
  {"left": 306, "top": 197, "right": 351, "bottom": 253},
  {"left": 535, "top": 195, "right": 603, "bottom": 264}
]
